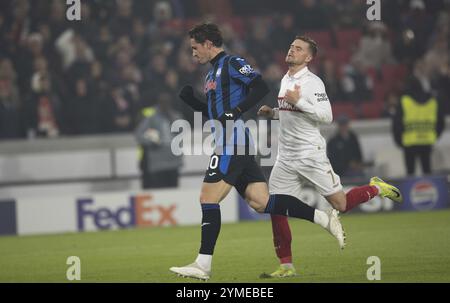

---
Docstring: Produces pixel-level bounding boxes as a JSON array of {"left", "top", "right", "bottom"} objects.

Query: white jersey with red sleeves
[{"left": 275, "top": 66, "right": 333, "bottom": 161}]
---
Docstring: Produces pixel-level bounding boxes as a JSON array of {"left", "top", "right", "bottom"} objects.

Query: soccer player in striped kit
[
  {"left": 258, "top": 35, "right": 403, "bottom": 278},
  {"left": 170, "top": 24, "right": 346, "bottom": 280}
]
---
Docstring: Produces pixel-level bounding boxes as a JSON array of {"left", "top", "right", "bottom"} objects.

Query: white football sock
[
  {"left": 314, "top": 209, "right": 329, "bottom": 228},
  {"left": 195, "top": 254, "right": 212, "bottom": 272}
]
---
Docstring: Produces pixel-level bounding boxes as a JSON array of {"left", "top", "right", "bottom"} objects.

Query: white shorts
[{"left": 269, "top": 157, "right": 343, "bottom": 198}]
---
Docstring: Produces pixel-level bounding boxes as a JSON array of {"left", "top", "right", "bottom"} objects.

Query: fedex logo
[{"left": 77, "top": 194, "right": 177, "bottom": 231}]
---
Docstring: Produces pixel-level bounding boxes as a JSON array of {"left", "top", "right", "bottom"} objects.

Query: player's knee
[
  {"left": 332, "top": 200, "right": 346, "bottom": 212},
  {"left": 199, "top": 190, "right": 212, "bottom": 204},
  {"left": 248, "top": 198, "right": 267, "bottom": 213}
]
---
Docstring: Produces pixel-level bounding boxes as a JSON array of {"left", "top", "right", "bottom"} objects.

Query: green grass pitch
[{"left": 1, "top": 209, "right": 449, "bottom": 283}]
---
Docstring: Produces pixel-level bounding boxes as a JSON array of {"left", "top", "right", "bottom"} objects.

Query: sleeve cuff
[{"left": 273, "top": 108, "right": 279, "bottom": 119}]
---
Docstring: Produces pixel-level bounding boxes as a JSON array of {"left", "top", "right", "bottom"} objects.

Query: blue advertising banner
[
  {"left": 397, "top": 176, "right": 449, "bottom": 211},
  {"left": 0, "top": 199, "right": 17, "bottom": 235},
  {"left": 238, "top": 175, "right": 450, "bottom": 221}
]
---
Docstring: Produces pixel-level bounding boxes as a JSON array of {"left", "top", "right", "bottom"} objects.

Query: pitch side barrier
[{"left": 0, "top": 188, "right": 238, "bottom": 236}]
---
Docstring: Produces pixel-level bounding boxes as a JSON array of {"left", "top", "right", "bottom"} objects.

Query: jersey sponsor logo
[
  {"left": 238, "top": 64, "right": 254, "bottom": 76},
  {"left": 277, "top": 97, "right": 303, "bottom": 113},
  {"left": 314, "top": 93, "right": 329, "bottom": 102},
  {"left": 204, "top": 80, "right": 217, "bottom": 93}
]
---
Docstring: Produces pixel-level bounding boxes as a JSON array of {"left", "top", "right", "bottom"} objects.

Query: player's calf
[{"left": 325, "top": 191, "right": 347, "bottom": 212}]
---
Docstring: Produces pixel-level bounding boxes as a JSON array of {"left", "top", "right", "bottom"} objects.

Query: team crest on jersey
[
  {"left": 277, "top": 97, "right": 303, "bottom": 113},
  {"left": 238, "top": 64, "right": 254, "bottom": 76},
  {"left": 204, "top": 80, "right": 217, "bottom": 93}
]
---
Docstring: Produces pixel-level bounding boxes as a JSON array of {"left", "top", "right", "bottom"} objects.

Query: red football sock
[
  {"left": 270, "top": 215, "right": 292, "bottom": 264},
  {"left": 344, "top": 185, "right": 379, "bottom": 212}
]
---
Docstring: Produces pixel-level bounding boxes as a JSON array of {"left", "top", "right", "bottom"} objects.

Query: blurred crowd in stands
[{"left": 0, "top": 0, "right": 449, "bottom": 140}]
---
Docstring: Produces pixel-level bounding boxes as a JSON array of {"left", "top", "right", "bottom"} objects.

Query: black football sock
[
  {"left": 199, "top": 203, "right": 221, "bottom": 255},
  {"left": 264, "top": 194, "right": 315, "bottom": 222}
]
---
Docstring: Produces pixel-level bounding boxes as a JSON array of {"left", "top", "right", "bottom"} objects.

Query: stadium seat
[
  {"left": 332, "top": 103, "right": 357, "bottom": 120},
  {"left": 325, "top": 49, "right": 352, "bottom": 64},
  {"left": 361, "top": 100, "right": 384, "bottom": 119},
  {"left": 336, "top": 29, "right": 362, "bottom": 51},
  {"left": 229, "top": 17, "right": 245, "bottom": 38},
  {"left": 381, "top": 64, "right": 408, "bottom": 93},
  {"left": 305, "top": 30, "right": 333, "bottom": 51}
]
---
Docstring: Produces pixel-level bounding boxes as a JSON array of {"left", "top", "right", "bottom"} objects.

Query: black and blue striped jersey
[
  {"left": 204, "top": 52, "right": 260, "bottom": 120},
  {"left": 204, "top": 52, "right": 259, "bottom": 152}
]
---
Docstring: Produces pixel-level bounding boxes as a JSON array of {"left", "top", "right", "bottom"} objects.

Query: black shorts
[{"left": 203, "top": 153, "right": 266, "bottom": 198}]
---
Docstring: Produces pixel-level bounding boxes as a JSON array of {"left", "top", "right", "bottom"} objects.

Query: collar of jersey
[
  {"left": 287, "top": 66, "right": 309, "bottom": 80},
  {"left": 210, "top": 51, "right": 226, "bottom": 66}
]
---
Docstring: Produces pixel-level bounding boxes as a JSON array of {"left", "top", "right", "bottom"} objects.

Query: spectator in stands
[
  {"left": 399, "top": 0, "right": 434, "bottom": 61},
  {"left": 135, "top": 92, "right": 182, "bottom": 189},
  {"left": 352, "top": 21, "right": 396, "bottom": 70},
  {"left": 393, "top": 72, "right": 445, "bottom": 176},
  {"left": 423, "top": 34, "right": 449, "bottom": 82},
  {"left": 381, "top": 91, "right": 399, "bottom": 119},
  {"left": 142, "top": 52, "right": 168, "bottom": 102},
  {"left": 261, "top": 62, "right": 283, "bottom": 110},
  {"left": 318, "top": 57, "right": 343, "bottom": 102},
  {"left": 13, "top": 33, "right": 45, "bottom": 95},
  {"left": 335, "top": 0, "right": 366, "bottom": 29},
  {"left": 48, "top": 0, "right": 69, "bottom": 43},
  {"left": 270, "top": 13, "right": 296, "bottom": 55},
  {"left": 109, "top": 0, "right": 134, "bottom": 37},
  {"left": 340, "top": 58, "right": 373, "bottom": 103},
  {"left": 0, "top": 58, "right": 23, "bottom": 139},
  {"left": 434, "top": 62, "right": 450, "bottom": 116},
  {"left": 295, "top": 0, "right": 331, "bottom": 30},
  {"left": 101, "top": 83, "right": 137, "bottom": 133},
  {"left": 247, "top": 17, "right": 273, "bottom": 67},
  {"left": 0, "top": 0, "right": 446, "bottom": 141},
  {"left": 55, "top": 29, "right": 95, "bottom": 71},
  {"left": 26, "top": 72, "right": 63, "bottom": 138},
  {"left": 65, "top": 77, "right": 99, "bottom": 135},
  {"left": 327, "top": 115, "right": 364, "bottom": 178}
]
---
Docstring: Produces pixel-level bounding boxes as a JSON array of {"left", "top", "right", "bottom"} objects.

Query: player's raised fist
[
  {"left": 179, "top": 85, "right": 194, "bottom": 102},
  {"left": 257, "top": 105, "right": 274, "bottom": 118}
]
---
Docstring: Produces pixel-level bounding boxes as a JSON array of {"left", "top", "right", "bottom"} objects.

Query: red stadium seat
[
  {"left": 361, "top": 100, "right": 384, "bottom": 119},
  {"left": 336, "top": 29, "right": 362, "bottom": 51},
  {"left": 332, "top": 103, "right": 357, "bottom": 120},
  {"left": 229, "top": 17, "right": 245, "bottom": 38},
  {"left": 381, "top": 64, "right": 408, "bottom": 93},
  {"left": 305, "top": 31, "right": 333, "bottom": 51},
  {"left": 325, "top": 49, "right": 352, "bottom": 64}
]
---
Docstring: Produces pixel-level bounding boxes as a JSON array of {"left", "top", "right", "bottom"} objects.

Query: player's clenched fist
[
  {"left": 179, "top": 85, "right": 194, "bottom": 102},
  {"left": 257, "top": 105, "right": 274, "bottom": 118},
  {"left": 284, "top": 84, "right": 301, "bottom": 106}
]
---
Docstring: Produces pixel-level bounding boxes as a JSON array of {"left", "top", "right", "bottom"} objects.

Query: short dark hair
[
  {"left": 189, "top": 23, "right": 223, "bottom": 47},
  {"left": 295, "top": 35, "right": 318, "bottom": 57}
]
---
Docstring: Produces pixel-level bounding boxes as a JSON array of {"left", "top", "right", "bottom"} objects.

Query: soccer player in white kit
[{"left": 258, "top": 35, "right": 403, "bottom": 278}]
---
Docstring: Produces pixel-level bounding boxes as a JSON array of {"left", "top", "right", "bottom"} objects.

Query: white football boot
[
  {"left": 170, "top": 262, "right": 210, "bottom": 280},
  {"left": 325, "top": 209, "right": 346, "bottom": 250}
]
